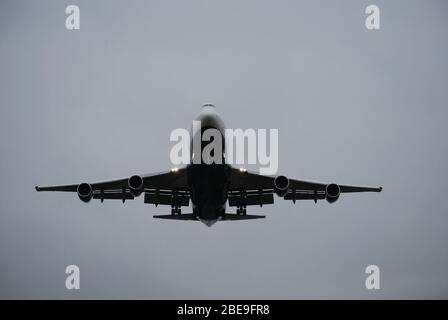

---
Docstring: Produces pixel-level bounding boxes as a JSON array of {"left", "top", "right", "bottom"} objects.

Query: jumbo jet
[{"left": 36, "top": 104, "right": 382, "bottom": 226}]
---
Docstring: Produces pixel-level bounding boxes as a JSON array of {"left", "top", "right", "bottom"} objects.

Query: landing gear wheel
[
  {"left": 171, "top": 205, "right": 181, "bottom": 215},
  {"left": 237, "top": 206, "right": 246, "bottom": 215}
]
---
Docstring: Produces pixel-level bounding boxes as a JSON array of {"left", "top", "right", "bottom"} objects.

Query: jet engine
[
  {"left": 77, "top": 183, "right": 93, "bottom": 202},
  {"left": 128, "top": 175, "right": 144, "bottom": 197},
  {"left": 325, "top": 183, "right": 340, "bottom": 203},
  {"left": 274, "top": 175, "right": 289, "bottom": 197}
]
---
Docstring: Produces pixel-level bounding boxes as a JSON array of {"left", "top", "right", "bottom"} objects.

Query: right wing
[{"left": 228, "top": 167, "right": 382, "bottom": 206}]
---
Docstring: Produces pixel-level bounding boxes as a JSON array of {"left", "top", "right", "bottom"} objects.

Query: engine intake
[
  {"left": 325, "top": 183, "right": 340, "bottom": 203},
  {"left": 77, "top": 183, "right": 93, "bottom": 202},
  {"left": 128, "top": 175, "right": 144, "bottom": 196},
  {"left": 274, "top": 175, "right": 289, "bottom": 197}
]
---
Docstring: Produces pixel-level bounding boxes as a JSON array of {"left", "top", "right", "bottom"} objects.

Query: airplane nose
[{"left": 194, "top": 104, "right": 225, "bottom": 131}]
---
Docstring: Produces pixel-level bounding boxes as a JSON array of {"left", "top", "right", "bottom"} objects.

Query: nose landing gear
[
  {"left": 171, "top": 205, "right": 181, "bottom": 215},
  {"left": 236, "top": 205, "right": 247, "bottom": 215}
]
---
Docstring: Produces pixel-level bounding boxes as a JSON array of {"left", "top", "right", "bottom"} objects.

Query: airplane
[{"left": 35, "top": 104, "right": 382, "bottom": 227}]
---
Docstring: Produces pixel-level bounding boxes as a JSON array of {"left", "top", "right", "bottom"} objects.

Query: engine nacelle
[
  {"left": 77, "top": 183, "right": 93, "bottom": 202},
  {"left": 325, "top": 183, "right": 340, "bottom": 203},
  {"left": 274, "top": 175, "right": 289, "bottom": 197},
  {"left": 128, "top": 175, "right": 144, "bottom": 197}
]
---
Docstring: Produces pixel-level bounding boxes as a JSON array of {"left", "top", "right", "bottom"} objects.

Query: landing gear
[
  {"left": 171, "top": 206, "right": 181, "bottom": 215},
  {"left": 236, "top": 205, "right": 247, "bottom": 215}
]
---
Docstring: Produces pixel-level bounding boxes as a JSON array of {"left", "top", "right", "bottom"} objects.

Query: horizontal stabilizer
[
  {"left": 153, "top": 214, "right": 197, "bottom": 221},
  {"left": 221, "top": 214, "right": 265, "bottom": 220},
  {"left": 153, "top": 213, "right": 265, "bottom": 221}
]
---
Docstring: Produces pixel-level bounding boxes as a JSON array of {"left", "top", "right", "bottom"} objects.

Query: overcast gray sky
[{"left": 1, "top": 0, "right": 448, "bottom": 299}]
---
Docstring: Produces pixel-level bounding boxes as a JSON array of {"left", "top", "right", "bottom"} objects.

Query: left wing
[
  {"left": 35, "top": 168, "right": 190, "bottom": 206},
  {"left": 228, "top": 167, "right": 382, "bottom": 206}
]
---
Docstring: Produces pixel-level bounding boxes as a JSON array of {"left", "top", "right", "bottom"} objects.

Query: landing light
[
  {"left": 171, "top": 167, "right": 179, "bottom": 173},
  {"left": 239, "top": 168, "right": 247, "bottom": 173}
]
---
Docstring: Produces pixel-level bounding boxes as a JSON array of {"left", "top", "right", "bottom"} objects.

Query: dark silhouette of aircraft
[{"left": 36, "top": 104, "right": 382, "bottom": 227}]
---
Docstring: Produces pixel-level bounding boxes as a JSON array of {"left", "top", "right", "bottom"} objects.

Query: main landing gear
[
  {"left": 236, "top": 205, "right": 247, "bottom": 215},
  {"left": 171, "top": 205, "right": 181, "bottom": 215}
]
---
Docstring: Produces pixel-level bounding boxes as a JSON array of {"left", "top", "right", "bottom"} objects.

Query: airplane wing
[
  {"left": 35, "top": 168, "right": 190, "bottom": 206},
  {"left": 228, "top": 167, "right": 382, "bottom": 206}
]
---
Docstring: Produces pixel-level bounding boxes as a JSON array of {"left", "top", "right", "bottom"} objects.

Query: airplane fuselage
[{"left": 187, "top": 104, "right": 229, "bottom": 224}]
